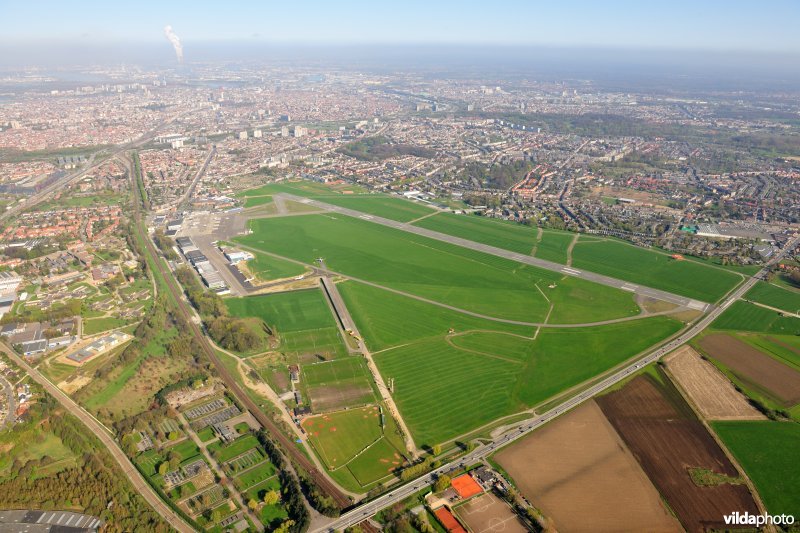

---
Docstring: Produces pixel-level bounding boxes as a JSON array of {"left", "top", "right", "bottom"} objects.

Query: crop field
[
  {"left": 597, "top": 375, "right": 759, "bottom": 532},
  {"left": 236, "top": 214, "right": 641, "bottom": 324},
  {"left": 311, "top": 194, "right": 437, "bottom": 222},
  {"left": 302, "top": 406, "right": 383, "bottom": 469},
  {"left": 665, "top": 346, "right": 764, "bottom": 420},
  {"left": 374, "top": 311, "right": 681, "bottom": 446},
  {"left": 571, "top": 237, "right": 742, "bottom": 302},
  {"left": 494, "top": 401, "right": 680, "bottom": 532},
  {"left": 741, "top": 334, "right": 800, "bottom": 371},
  {"left": 711, "top": 300, "right": 800, "bottom": 334},
  {"left": 302, "top": 357, "right": 375, "bottom": 411},
  {"left": 745, "top": 281, "right": 800, "bottom": 312},
  {"left": 698, "top": 333, "right": 800, "bottom": 405},
  {"left": 712, "top": 420, "right": 800, "bottom": 518}
]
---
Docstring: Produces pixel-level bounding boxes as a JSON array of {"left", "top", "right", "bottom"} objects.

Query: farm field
[
  {"left": 597, "top": 375, "right": 759, "bottom": 532},
  {"left": 745, "top": 281, "right": 800, "bottom": 312},
  {"left": 235, "top": 214, "right": 641, "bottom": 324},
  {"left": 571, "top": 237, "right": 742, "bottom": 302},
  {"left": 310, "top": 194, "right": 437, "bottom": 222},
  {"left": 698, "top": 333, "right": 800, "bottom": 405},
  {"left": 710, "top": 300, "right": 800, "bottom": 334},
  {"left": 712, "top": 420, "right": 800, "bottom": 518},
  {"left": 494, "top": 401, "right": 681, "bottom": 533},
  {"left": 665, "top": 345, "right": 764, "bottom": 420},
  {"left": 740, "top": 333, "right": 800, "bottom": 371}
]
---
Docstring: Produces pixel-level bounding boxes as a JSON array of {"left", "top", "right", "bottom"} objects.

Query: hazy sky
[{"left": 2, "top": 0, "right": 799, "bottom": 52}]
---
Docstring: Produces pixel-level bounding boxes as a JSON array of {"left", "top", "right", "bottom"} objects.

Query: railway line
[{"left": 128, "top": 154, "right": 352, "bottom": 511}]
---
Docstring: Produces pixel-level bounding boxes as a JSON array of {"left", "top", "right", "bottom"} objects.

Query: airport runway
[{"left": 275, "top": 193, "right": 713, "bottom": 311}]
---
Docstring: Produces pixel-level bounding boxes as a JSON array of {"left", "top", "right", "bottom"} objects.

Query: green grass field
[
  {"left": 571, "top": 237, "right": 742, "bottom": 302},
  {"left": 746, "top": 282, "right": 800, "bottom": 313},
  {"left": 226, "top": 288, "right": 337, "bottom": 332},
  {"left": 413, "top": 212, "right": 538, "bottom": 254},
  {"left": 245, "top": 252, "right": 306, "bottom": 282},
  {"left": 344, "top": 437, "right": 404, "bottom": 485},
  {"left": 303, "top": 406, "right": 383, "bottom": 469},
  {"left": 713, "top": 421, "right": 800, "bottom": 518},
  {"left": 371, "top": 294, "right": 682, "bottom": 446},
  {"left": 236, "top": 214, "right": 639, "bottom": 324},
  {"left": 711, "top": 301, "right": 800, "bottom": 334},
  {"left": 535, "top": 230, "right": 575, "bottom": 264},
  {"left": 83, "top": 316, "right": 128, "bottom": 335},
  {"left": 243, "top": 195, "right": 274, "bottom": 208},
  {"left": 212, "top": 435, "right": 261, "bottom": 463},
  {"left": 233, "top": 461, "right": 276, "bottom": 491},
  {"left": 302, "top": 357, "right": 376, "bottom": 411},
  {"left": 312, "top": 194, "right": 437, "bottom": 222}
]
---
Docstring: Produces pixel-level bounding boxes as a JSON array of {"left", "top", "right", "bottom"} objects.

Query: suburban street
[{"left": 316, "top": 234, "right": 799, "bottom": 532}]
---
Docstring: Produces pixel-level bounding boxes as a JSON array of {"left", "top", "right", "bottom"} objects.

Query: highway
[
  {"left": 275, "top": 193, "right": 713, "bottom": 311},
  {"left": 0, "top": 343, "right": 195, "bottom": 533},
  {"left": 317, "top": 234, "right": 799, "bottom": 532}
]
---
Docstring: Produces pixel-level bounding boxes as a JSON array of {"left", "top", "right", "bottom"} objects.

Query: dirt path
[
  {"left": 406, "top": 211, "right": 441, "bottom": 225},
  {"left": 745, "top": 299, "right": 800, "bottom": 317},
  {"left": 529, "top": 226, "right": 543, "bottom": 256},
  {"left": 565, "top": 232, "right": 580, "bottom": 267},
  {"left": 212, "top": 343, "right": 362, "bottom": 500}
]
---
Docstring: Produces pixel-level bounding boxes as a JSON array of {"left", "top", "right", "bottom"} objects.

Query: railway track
[{"left": 127, "top": 154, "right": 351, "bottom": 511}]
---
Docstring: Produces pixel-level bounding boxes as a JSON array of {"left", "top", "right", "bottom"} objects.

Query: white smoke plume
[{"left": 163, "top": 25, "right": 183, "bottom": 62}]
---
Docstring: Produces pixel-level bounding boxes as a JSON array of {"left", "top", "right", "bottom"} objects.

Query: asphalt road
[
  {"left": 317, "top": 234, "right": 799, "bottom": 532},
  {"left": 0, "top": 342, "right": 195, "bottom": 533},
  {"left": 275, "top": 193, "right": 712, "bottom": 311}
]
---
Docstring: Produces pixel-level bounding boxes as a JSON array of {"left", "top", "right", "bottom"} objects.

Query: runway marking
[
  {"left": 561, "top": 267, "right": 581, "bottom": 275},
  {"left": 687, "top": 300, "right": 707, "bottom": 311},
  {"left": 621, "top": 283, "right": 638, "bottom": 292}
]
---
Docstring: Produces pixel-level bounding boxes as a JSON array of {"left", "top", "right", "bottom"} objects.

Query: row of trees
[
  {"left": 175, "top": 265, "right": 270, "bottom": 353},
  {"left": 254, "top": 429, "right": 311, "bottom": 532}
]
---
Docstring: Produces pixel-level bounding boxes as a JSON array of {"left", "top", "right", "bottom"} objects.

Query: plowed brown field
[
  {"left": 495, "top": 401, "right": 681, "bottom": 532},
  {"left": 699, "top": 333, "right": 800, "bottom": 405},
  {"left": 598, "top": 376, "right": 759, "bottom": 532},
  {"left": 666, "top": 345, "right": 765, "bottom": 420}
]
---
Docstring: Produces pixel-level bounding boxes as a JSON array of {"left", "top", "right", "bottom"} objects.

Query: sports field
[
  {"left": 745, "top": 281, "right": 800, "bottom": 313},
  {"left": 235, "top": 214, "right": 640, "bottom": 324},
  {"left": 226, "top": 288, "right": 336, "bottom": 332},
  {"left": 713, "top": 420, "right": 800, "bottom": 518},
  {"left": 710, "top": 300, "right": 800, "bottom": 334},
  {"left": 571, "top": 237, "right": 742, "bottom": 302},
  {"left": 302, "top": 357, "right": 376, "bottom": 411}
]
